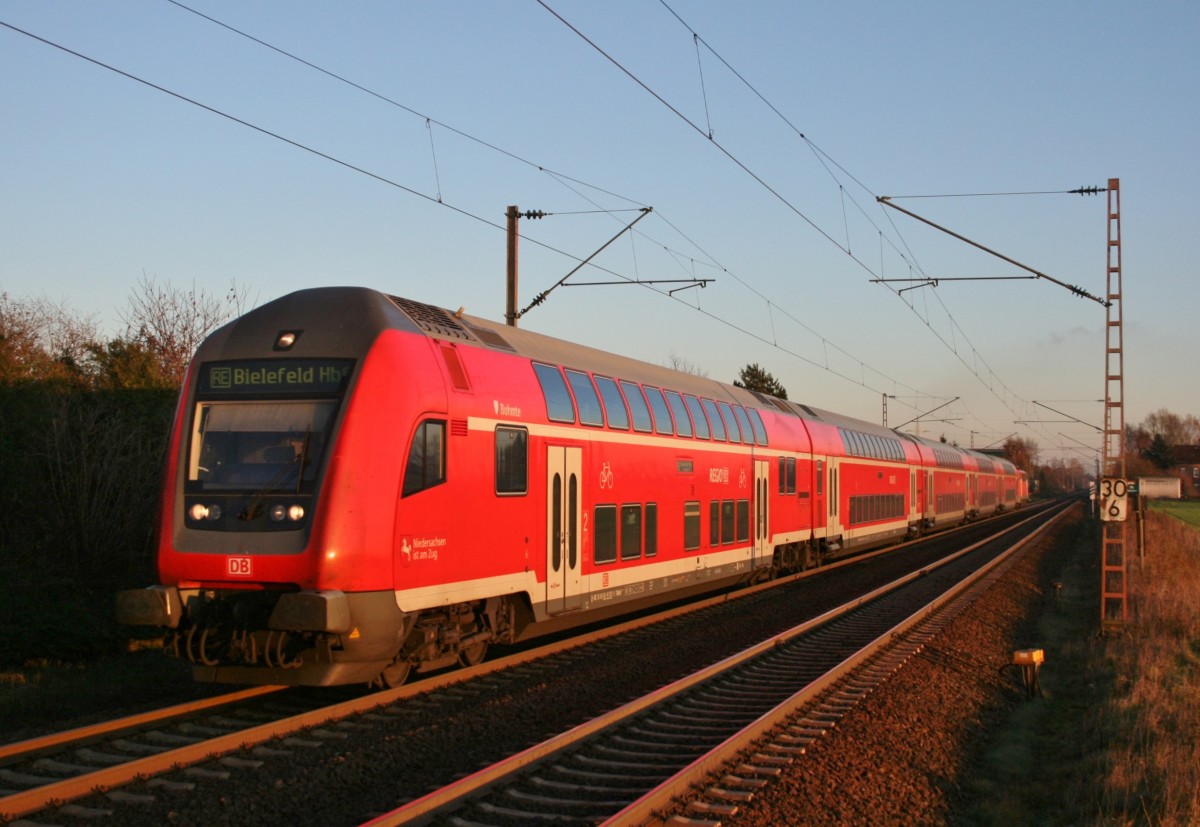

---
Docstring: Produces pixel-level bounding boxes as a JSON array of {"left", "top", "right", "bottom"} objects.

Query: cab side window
[{"left": 403, "top": 419, "right": 446, "bottom": 497}]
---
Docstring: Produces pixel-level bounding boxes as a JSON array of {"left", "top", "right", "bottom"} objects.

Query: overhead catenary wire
[
  {"left": 1, "top": 16, "right": 938, "bottom": 419},
  {"left": 544, "top": 1, "right": 1076, "bottom": 453},
  {"left": 168, "top": 0, "right": 1053, "bottom": 444},
  {"left": 4, "top": 10, "right": 1076, "bottom": 456}
]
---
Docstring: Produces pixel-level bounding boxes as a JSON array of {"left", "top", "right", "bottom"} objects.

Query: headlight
[
  {"left": 269, "top": 504, "right": 287, "bottom": 522},
  {"left": 288, "top": 505, "right": 305, "bottom": 521},
  {"left": 189, "top": 503, "right": 222, "bottom": 521}
]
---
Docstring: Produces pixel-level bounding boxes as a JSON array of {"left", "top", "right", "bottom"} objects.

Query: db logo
[{"left": 227, "top": 557, "right": 253, "bottom": 577}]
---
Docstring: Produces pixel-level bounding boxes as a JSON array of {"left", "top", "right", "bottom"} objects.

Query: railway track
[
  {"left": 361, "top": 501, "right": 1071, "bottom": 826},
  {"left": 0, "top": 552, "right": 834, "bottom": 825},
  {"left": 1, "top": 503, "right": 1061, "bottom": 825}
]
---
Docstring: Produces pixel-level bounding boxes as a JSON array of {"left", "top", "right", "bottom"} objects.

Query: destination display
[{"left": 198, "top": 359, "right": 355, "bottom": 395}]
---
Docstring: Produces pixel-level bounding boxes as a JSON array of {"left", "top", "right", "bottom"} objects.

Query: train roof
[{"left": 218, "top": 289, "right": 1022, "bottom": 477}]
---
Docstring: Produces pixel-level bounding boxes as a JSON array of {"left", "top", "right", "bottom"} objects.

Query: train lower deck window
[
  {"left": 684, "top": 501, "right": 701, "bottom": 551},
  {"left": 721, "top": 500, "right": 735, "bottom": 544},
  {"left": 778, "top": 457, "right": 796, "bottom": 494},
  {"left": 736, "top": 500, "right": 750, "bottom": 542},
  {"left": 621, "top": 504, "right": 642, "bottom": 560},
  {"left": 594, "top": 505, "right": 617, "bottom": 564},
  {"left": 848, "top": 493, "right": 904, "bottom": 526},
  {"left": 495, "top": 426, "right": 527, "bottom": 495},
  {"left": 403, "top": 420, "right": 446, "bottom": 497},
  {"left": 712, "top": 499, "right": 750, "bottom": 545}
]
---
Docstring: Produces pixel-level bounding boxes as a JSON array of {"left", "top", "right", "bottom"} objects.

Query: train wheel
[
  {"left": 458, "top": 641, "right": 488, "bottom": 668},
  {"left": 377, "top": 659, "right": 412, "bottom": 688}
]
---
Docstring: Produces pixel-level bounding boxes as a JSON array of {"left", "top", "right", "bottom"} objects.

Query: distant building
[
  {"left": 1171, "top": 445, "right": 1200, "bottom": 497},
  {"left": 1137, "top": 476, "right": 1181, "bottom": 500}
]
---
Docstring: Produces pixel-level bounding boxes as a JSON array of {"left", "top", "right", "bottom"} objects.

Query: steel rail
[
  {"left": 360, "top": 501, "right": 1070, "bottom": 826},
  {"left": 1, "top": 503, "right": 1055, "bottom": 823},
  {"left": 618, "top": 501, "right": 1074, "bottom": 826},
  {"left": 0, "top": 549, "right": 847, "bottom": 823},
  {"left": 0, "top": 685, "right": 283, "bottom": 764}
]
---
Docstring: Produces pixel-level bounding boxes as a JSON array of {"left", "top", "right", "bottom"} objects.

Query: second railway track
[
  {"left": 365, "top": 500, "right": 1072, "bottom": 826},
  {"left": 3, "top": 502, "right": 1065, "bottom": 827}
]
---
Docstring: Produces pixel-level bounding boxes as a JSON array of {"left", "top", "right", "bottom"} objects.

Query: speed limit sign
[{"left": 1100, "top": 477, "right": 1130, "bottom": 522}]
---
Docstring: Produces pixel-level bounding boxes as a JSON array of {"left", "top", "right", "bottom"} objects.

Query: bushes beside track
[{"left": 0, "top": 384, "right": 175, "bottom": 667}]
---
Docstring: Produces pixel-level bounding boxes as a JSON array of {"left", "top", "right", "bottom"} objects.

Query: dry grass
[{"left": 1094, "top": 510, "right": 1200, "bottom": 825}]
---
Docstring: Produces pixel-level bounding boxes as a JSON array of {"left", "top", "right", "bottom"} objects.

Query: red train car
[{"left": 117, "top": 288, "right": 1026, "bottom": 686}]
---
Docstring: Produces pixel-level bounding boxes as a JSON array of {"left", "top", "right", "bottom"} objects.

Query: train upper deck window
[
  {"left": 565, "top": 369, "right": 604, "bottom": 427},
  {"left": 716, "top": 402, "right": 742, "bottom": 443},
  {"left": 747, "top": 409, "right": 768, "bottom": 446},
  {"left": 664, "top": 391, "right": 693, "bottom": 438},
  {"left": 619, "top": 380, "right": 653, "bottom": 433},
  {"left": 533, "top": 363, "right": 575, "bottom": 424},
  {"left": 732, "top": 406, "right": 754, "bottom": 447},
  {"left": 403, "top": 420, "right": 446, "bottom": 497},
  {"left": 701, "top": 399, "right": 726, "bottom": 441},
  {"left": 643, "top": 387, "right": 674, "bottom": 436},
  {"left": 684, "top": 395, "right": 710, "bottom": 439},
  {"left": 593, "top": 376, "right": 629, "bottom": 430},
  {"left": 495, "top": 426, "right": 527, "bottom": 495}
]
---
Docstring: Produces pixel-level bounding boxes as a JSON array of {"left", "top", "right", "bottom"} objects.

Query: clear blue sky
[{"left": 3, "top": 1, "right": 1197, "bottom": 462}]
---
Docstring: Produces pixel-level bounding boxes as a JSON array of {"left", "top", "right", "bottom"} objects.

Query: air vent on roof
[
  {"left": 798, "top": 404, "right": 820, "bottom": 418},
  {"left": 387, "top": 295, "right": 472, "bottom": 340},
  {"left": 466, "top": 323, "right": 516, "bottom": 352},
  {"left": 771, "top": 398, "right": 799, "bottom": 416}
]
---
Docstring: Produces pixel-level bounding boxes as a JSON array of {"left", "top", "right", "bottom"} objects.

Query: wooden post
[{"left": 505, "top": 205, "right": 519, "bottom": 327}]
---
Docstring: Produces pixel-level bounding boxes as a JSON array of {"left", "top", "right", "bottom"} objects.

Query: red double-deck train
[{"left": 117, "top": 287, "right": 1027, "bottom": 686}]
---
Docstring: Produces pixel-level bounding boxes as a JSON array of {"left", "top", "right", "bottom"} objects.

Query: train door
[
  {"left": 545, "top": 445, "right": 582, "bottom": 614},
  {"left": 813, "top": 459, "right": 826, "bottom": 532},
  {"left": 827, "top": 459, "right": 841, "bottom": 536},
  {"left": 754, "top": 460, "right": 770, "bottom": 567}
]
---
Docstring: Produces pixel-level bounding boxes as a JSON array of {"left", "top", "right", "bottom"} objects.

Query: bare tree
[
  {"left": 1003, "top": 436, "right": 1038, "bottom": 477},
  {"left": 1140, "top": 409, "right": 1200, "bottom": 446},
  {"left": 665, "top": 350, "right": 709, "bottom": 377},
  {"left": 120, "top": 274, "right": 251, "bottom": 386}
]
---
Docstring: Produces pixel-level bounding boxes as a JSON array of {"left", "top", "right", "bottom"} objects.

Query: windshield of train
[{"left": 188, "top": 400, "right": 336, "bottom": 493}]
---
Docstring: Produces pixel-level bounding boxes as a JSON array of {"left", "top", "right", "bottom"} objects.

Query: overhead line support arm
[{"left": 876, "top": 196, "right": 1110, "bottom": 307}]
